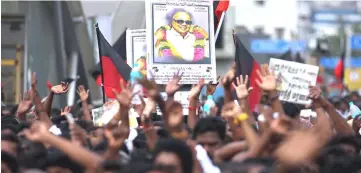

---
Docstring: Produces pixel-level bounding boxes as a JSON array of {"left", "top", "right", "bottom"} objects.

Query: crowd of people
[{"left": 1, "top": 63, "right": 361, "bottom": 173}]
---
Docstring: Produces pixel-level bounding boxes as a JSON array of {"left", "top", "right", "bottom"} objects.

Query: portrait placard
[{"left": 146, "top": 0, "right": 216, "bottom": 84}]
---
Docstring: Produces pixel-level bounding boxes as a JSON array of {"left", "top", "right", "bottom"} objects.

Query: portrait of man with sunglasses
[{"left": 154, "top": 9, "right": 210, "bottom": 64}]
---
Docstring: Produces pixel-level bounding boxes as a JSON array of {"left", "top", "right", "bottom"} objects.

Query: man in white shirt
[{"left": 154, "top": 10, "right": 209, "bottom": 63}]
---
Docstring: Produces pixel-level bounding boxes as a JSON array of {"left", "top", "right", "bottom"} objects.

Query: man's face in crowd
[
  {"left": 46, "top": 166, "right": 72, "bottom": 173},
  {"left": 89, "top": 128, "right": 104, "bottom": 147},
  {"left": 172, "top": 11, "right": 192, "bottom": 35},
  {"left": 1, "top": 162, "right": 11, "bottom": 173},
  {"left": 1, "top": 140, "right": 18, "bottom": 157},
  {"left": 195, "top": 131, "right": 223, "bottom": 157},
  {"left": 154, "top": 151, "right": 182, "bottom": 173}
]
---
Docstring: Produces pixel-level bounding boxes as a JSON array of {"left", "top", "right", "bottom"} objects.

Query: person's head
[
  {"left": 350, "top": 91, "right": 360, "bottom": 102},
  {"left": 88, "top": 127, "right": 104, "bottom": 147},
  {"left": 327, "top": 134, "right": 361, "bottom": 154},
  {"left": 44, "top": 151, "right": 83, "bottom": 173},
  {"left": 318, "top": 148, "right": 361, "bottom": 173},
  {"left": 171, "top": 10, "right": 192, "bottom": 35},
  {"left": 192, "top": 117, "right": 226, "bottom": 157},
  {"left": 153, "top": 138, "right": 193, "bottom": 173},
  {"left": 1, "top": 133, "right": 20, "bottom": 157},
  {"left": 282, "top": 102, "right": 301, "bottom": 119},
  {"left": 2, "top": 151, "right": 18, "bottom": 173}
]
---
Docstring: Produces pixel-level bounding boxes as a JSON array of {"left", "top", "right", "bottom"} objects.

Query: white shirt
[{"left": 164, "top": 28, "right": 209, "bottom": 61}]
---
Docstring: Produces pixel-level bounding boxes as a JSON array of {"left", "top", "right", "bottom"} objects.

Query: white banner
[
  {"left": 146, "top": 0, "right": 216, "bottom": 84},
  {"left": 268, "top": 58, "right": 319, "bottom": 105}
]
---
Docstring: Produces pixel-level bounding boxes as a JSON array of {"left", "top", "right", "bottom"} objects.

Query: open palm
[
  {"left": 232, "top": 75, "right": 253, "bottom": 99},
  {"left": 256, "top": 64, "right": 276, "bottom": 91},
  {"left": 112, "top": 81, "right": 137, "bottom": 108},
  {"left": 17, "top": 91, "right": 33, "bottom": 115},
  {"left": 165, "top": 70, "right": 183, "bottom": 96},
  {"left": 188, "top": 78, "right": 205, "bottom": 100}
]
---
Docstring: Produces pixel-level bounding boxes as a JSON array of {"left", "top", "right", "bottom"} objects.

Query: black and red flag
[
  {"left": 93, "top": 25, "right": 131, "bottom": 100},
  {"left": 213, "top": 0, "right": 230, "bottom": 31},
  {"left": 233, "top": 34, "right": 261, "bottom": 111}
]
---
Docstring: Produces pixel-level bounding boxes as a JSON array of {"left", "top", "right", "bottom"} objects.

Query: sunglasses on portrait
[{"left": 174, "top": 19, "right": 192, "bottom": 25}]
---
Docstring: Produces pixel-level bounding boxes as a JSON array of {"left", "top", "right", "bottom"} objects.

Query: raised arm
[
  {"left": 188, "top": 78, "right": 205, "bottom": 130},
  {"left": 310, "top": 86, "right": 354, "bottom": 135},
  {"left": 24, "top": 122, "right": 102, "bottom": 170},
  {"left": 44, "top": 82, "right": 69, "bottom": 116},
  {"left": 77, "top": 85, "right": 91, "bottom": 121}
]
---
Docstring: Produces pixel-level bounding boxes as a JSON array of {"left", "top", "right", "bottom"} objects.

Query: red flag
[
  {"left": 234, "top": 34, "right": 261, "bottom": 111},
  {"left": 94, "top": 27, "right": 131, "bottom": 98},
  {"left": 213, "top": 0, "right": 230, "bottom": 30},
  {"left": 334, "top": 51, "right": 345, "bottom": 82}
]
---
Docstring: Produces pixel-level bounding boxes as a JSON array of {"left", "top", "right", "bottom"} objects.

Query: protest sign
[
  {"left": 146, "top": 0, "right": 216, "bottom": 84},
  {"left": 268, "top": 58, "right": 319, "bottom": 105},
  {"left": 91, "top": 100, "right": 119, "bottom": 126},
  {"left": 143, "top": 91, "right": 191, "bottom": 115}
]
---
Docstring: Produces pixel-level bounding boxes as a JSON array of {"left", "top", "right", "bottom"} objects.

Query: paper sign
[
  {"left": 143, "top": 91, "right": 191, "bottom": 115},
  {"left": 269, "top": 58, "right": 319, "bottom": 105},
  {"left": 91, "top": 100, "right": 119, "bottom": 126},
  {"left": 146, "top": 0, "right": 217, "bottom": 84}
]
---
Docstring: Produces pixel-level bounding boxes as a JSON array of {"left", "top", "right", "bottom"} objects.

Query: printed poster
[
  {"left": 268, "top": 58, "right": 319, "bottom": 105},
  {"left": 146, "top": 0, "right": 217, "bottom": 84}
]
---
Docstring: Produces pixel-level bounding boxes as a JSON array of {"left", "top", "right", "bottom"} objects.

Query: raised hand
[
  {"left": 165, "top": 70, "right": 183, "bottom": 97},
  {"left": 255, "top": 64, "right": 276, "bottom": 91},
  {"left": 61, "top": 106, "right": 71, "bottom": 116},
  {"left": 206, "top": 76, "right": 219, "bottom": 96},
  {"left": 112, "top": 80, "right": 137, "bottom": 108},
  {"left": 232, "top": 75, "right": 254, "bottom": 100},
  {"left": 77, "top": 85, "right": 89, "bottom": 102},
  {"left": 138, "top": 77, "right": 159, "bottom": 99},
  {"left": 23, "top": 121, "right": 50, "bottom": 142},
  {"left": 31, "top": 72, "right": 37, "bottom": 89},
  {"left": 17, "top": 90, "right": 33, "bottom": 115},
  {"left": 165, "top": 101, "right": 184, "bottom": 129},
  {"left": 309, "top": 86, "right": 323, "bottom": 108},
  {"left": 270, "top": 115, "right": 293, "bottom": 135},
  {"left": 51, "top": 82, "right": 69, "bottom": 95},
  {"left": 104, "top": 119, "right": 130, "bottom": 150},
  {"left": 69, "top": 123, "right": 87, "bottom": 146},
  {"left": 221, "top": 102, "right": 241, "bottom": 120},
  {"left": 188, "top": 78, "right": 205, "bottom": 100},
  {"left": 221, "top": 63, "right": 236, "bottom": 88}
]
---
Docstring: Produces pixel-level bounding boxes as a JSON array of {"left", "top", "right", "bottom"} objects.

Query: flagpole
[
  {"left": 215, "top": 11, "right": 226, "bottom": 41},
  {"left": 95, "top": 23, "right": 106, "bottom": 104}
]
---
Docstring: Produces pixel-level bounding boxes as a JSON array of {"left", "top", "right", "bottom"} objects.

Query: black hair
[
  {"left": 153, "top": 138, "right": 193, "bottom": 173},
  {"left": 2, "top": 151, "right": 19, "bottom": 173},
  {"left": 192, "top": 116, "right": 226, "bottom": 141},
  {"left": 43, "top": 150, "right": 83, "bottom": 172},
  {"left": 242, "top": 157, "right": 275, "bottom": 168},
  {"left": 101, "top": 160, "right": 124, "bottom": 173},
  {"left": 18, "top": 141, "right": 48, "bottom": 169},
  {"left": 318, "top": 151, "right": 361, "bottom": 173},
  {"left": 217, "top": 161, "right": 275, "bottom": 173},
  {"left": 282, "top": 102, "right": 301, "bottom": 118},
  {"left": 2, "top": 133, "right": 21, "bottom": 154},
  {"left": 327, "top": 134, "right": 361, "bottom": 153}
]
